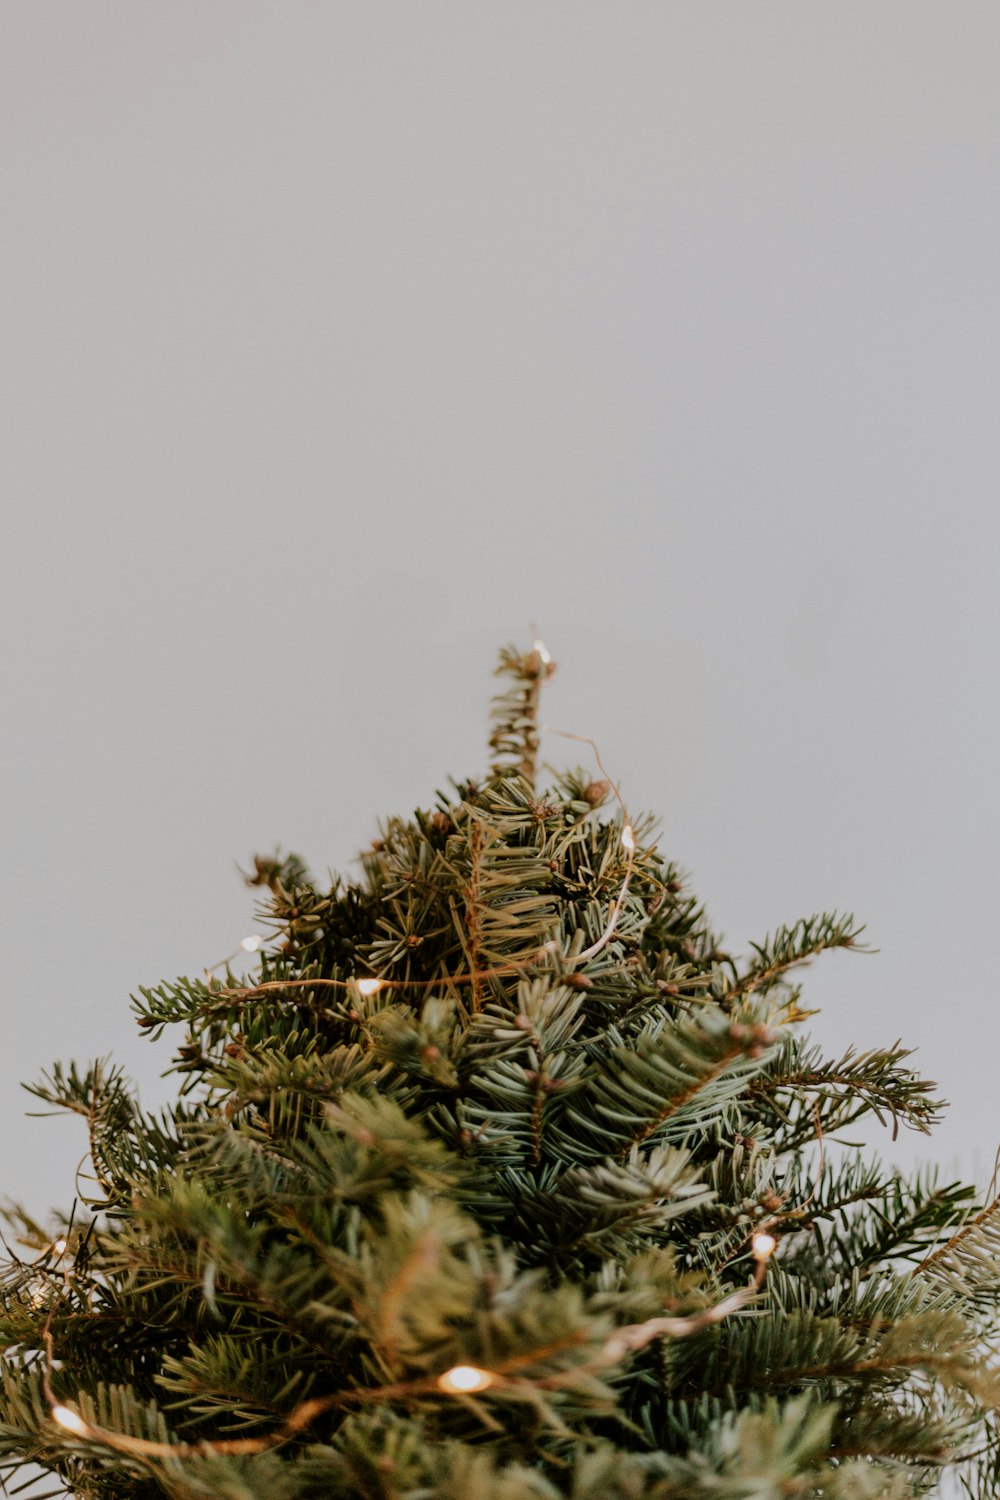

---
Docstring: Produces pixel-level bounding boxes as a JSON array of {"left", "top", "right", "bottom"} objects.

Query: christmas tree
[{"left": 2, "top": 644, "right": 999, "bottom": 1499}]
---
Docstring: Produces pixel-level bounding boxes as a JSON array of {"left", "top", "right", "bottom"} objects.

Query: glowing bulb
[
  {"left": 53, "top": 1239, "right": 68, "bottom": 1255},
  {"left": 752, "top": 1232, "right": 777, "bottom": 1261},
  {"left": 437, "top": 1364, "right": 494, "bottom": 1394},
  {"left": 533, "top": 638, "right": 552, "bottom": 666},
  {"left": 621, "top": 824, "right": 636, "bottom": 854},
  {"left": 241, "top": 935, "right": 263, "bottom": 952},
  {"left": 355, "top": 978, "right": 383, "bottom": 997},
  {"left": 52, "top": 1405, "right": 89, "bottom": 1436}
]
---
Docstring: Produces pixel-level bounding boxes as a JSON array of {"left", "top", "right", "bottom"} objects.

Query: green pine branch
[{"left": 2, "top": 645, "right": 996, "bottom": 1500}]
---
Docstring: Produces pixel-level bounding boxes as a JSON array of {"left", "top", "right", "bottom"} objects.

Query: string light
[
  {"left": 354, "top": 978, "right": 384, "bottom": 996},
  {"left": 535, "top": 725, "right": 644, "bottom": 966},
  {"left": 206, "top": 707, "right": 639, "bottom": 1004},
  {"left": 752, "top": 1232, "right": 777, "bottom": 1261},
  {"left": 52, "top": 1406, "right": 90, "bottom": 1437},
  {"left": 572, "top": 823, "right": 636, "bottom": 964},
  {"left": 211, "top": 955, "right": 551, "bottom": 1008},
  {"left": 196, "top": 659, "right": 639, "bottom": 1005},
  {"left": 42, "top": 1225, "right": 775, "bottom": 1459},
  {"left": 205, "top": 933, "right": 271, "bottom": 977},
  {"left": 437, "top": 1365, "right": 494, "bottom": 1394}
]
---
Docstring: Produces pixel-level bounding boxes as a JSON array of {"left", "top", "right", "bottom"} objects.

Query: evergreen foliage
[{"left": 2, "top": 645, "right": 998, "bottom": 1498}]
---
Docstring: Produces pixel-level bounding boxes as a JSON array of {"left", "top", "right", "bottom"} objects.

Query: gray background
[{"left": 3, "top": 4, "right": 999, "bottom": 1226}]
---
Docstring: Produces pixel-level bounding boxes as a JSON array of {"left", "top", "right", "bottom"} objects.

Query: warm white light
[
  {"left": 437, "top": 1364, "right": 494, "bottom": 1394},
  {"left": 752, "top": 1232, "right": 777, "bottom": 1260},
  {"left": 533, "top": 638, "right": 552, "bottom": 666},
  {"left": 355, "top": 978, "right": 383, "bottom": 996},
  {"left": 52, "top": 1405, "right": 89, "bottom": 1436},
  {"left": 621, "top": 824, "right": 636, "bottom": 854},
  {"left": 53, "top": 1239, "right": 68, "bottom": 1256},
  {"left": 241, "top": 935, "right": 263, "bottom": 952}
]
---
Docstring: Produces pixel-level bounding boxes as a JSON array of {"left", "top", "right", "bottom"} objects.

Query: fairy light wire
[
  {"left": 539, "top": 724, "right": 639, "bottom": 965},
  {"left": 205, "top": 945, "right": 566, "bottom": 1011},
  {"left": 204, "top": 935, "right": 268, "bottom": 980},
  {"left": 199, "top": 654, "right": 643, "bottom": 1003},
  {"left": 206, "top": 739, "right": 637, "bottom": 1010},
  {"left": 44, "top": 1234, "right": 776, "bottom": 1461}
]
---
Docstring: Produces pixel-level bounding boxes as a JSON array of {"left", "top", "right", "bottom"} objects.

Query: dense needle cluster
[{"left": 2, "top": 645, "right": 1000, "bottom": 1499}]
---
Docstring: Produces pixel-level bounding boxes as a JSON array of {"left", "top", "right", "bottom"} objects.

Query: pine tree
[{"left": 2, "top": 644, "right": 999, "bottom": 1500}]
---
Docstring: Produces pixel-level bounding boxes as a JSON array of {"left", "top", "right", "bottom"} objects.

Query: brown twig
[{"left": 463, "top": 821, "right": 487, "bottom": 1014}]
